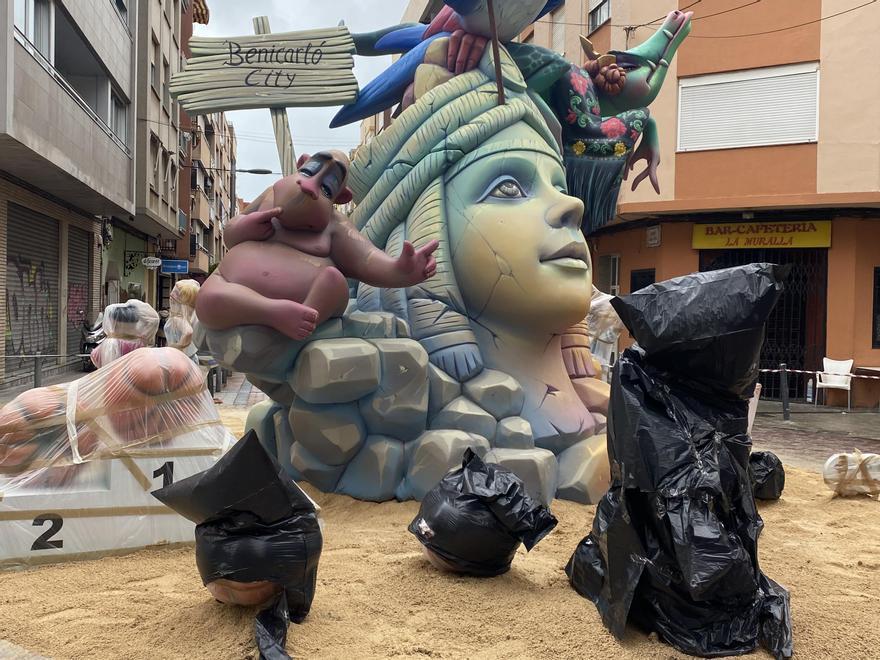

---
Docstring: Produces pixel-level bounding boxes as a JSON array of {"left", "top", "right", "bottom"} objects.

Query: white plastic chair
[{"left": 816, "top": 358, "right": 854, "bottom": 410}]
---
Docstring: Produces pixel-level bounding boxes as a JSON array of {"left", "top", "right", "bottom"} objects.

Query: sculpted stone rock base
[{"left": 225, "top": 309, "right": 610, "bottom": 504}]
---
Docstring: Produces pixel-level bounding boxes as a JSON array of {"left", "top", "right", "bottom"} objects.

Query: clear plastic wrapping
[
  {"left": 164, "top": 280, "right": 201, "bottom": 361},
  {"left": 90, "top": 300, "right": 161, "bottom": 368},
  {"left": 0, "top": 347, "right": 233, "bottom": 566},
  {"left": 823, "top": 450, "right": 880, "bottom": 498}
]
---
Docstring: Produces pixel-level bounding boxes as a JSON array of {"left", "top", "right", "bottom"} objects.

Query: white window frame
[
  {"left": 677, "top": 62, "right": 820, "bottom": 153},
  {"left": 588, "top": 0, "right": 611, "bottom": 35},
  {"left": 109, "top": 90, "right": 127, "bottom": 144},
  {"left": 606, "top": 254, "right": 621, "bottom": 296},
  {"left": 14, "top": 0, "right": 54, "bottom": 63},
  {"left": 150, "top": 134, "right": 161, "bottom": 191}
]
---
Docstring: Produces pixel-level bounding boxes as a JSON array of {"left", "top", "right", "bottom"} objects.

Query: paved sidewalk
[
  {"left": 752, "top": 400, "right": 880, "bottom": 471},
  {"left": 211, "top": 371, "right": 267, "bottom": 407}
]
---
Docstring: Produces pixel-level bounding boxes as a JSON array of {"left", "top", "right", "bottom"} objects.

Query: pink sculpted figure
[{"left": 196, "top": 150, "right": 439, "bottom": 340}]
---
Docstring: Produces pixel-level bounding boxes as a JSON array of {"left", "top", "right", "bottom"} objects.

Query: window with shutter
[
  {"left": 588, "top": 0, "right": 610, "bottom": 34},
  {"left": 678, "top": 62, "right": 819, "bottom": 152}
]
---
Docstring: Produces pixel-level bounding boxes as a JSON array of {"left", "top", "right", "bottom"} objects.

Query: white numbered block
[{"left": 0, "top": 431, "right": 229, "bottom": 567}]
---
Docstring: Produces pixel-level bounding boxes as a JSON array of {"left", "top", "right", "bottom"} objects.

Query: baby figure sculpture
[{"left": 196, "top": 150, "right": 439, "bottom": 340}]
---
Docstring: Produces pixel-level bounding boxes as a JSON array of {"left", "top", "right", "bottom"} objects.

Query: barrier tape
[{"left": 758, "top": 368, "right": 880, "bottom": 380}]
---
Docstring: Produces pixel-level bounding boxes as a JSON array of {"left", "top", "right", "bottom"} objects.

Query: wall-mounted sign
[
  {"left": 161, "top": 260, "right": 190, "bottom": 275},
  {"left": 142, "top": 257, "right": 163, "bottom": 268},
  {"left": 693, "top": 221, "right": 832, "bottom": 250},
  {"left": 170, "top": 27, "right": 358, "bottom": 114},
  {"left": 646, "top": 225, "right": 661, "bottom": 248}
]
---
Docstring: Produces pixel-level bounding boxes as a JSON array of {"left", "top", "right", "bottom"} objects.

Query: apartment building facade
[
  {"left": 569, "top": 0, "right": 880, "bottom": 407},
  {"left": 174, "top": 0, "right": 234, "bottom": 291},
  {"left": 183, "top": 111, "right": 235, "bottom": 282},
  {"left": 0, "top": 0, "right": 136, "bottom": 388}
]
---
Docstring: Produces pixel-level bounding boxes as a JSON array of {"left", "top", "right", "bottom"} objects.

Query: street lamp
[{"left": 235, "top": 168, "right": 274, "bottom": 175}]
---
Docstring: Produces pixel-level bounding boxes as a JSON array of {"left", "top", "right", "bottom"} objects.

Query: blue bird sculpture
[
  {"left": 331, "top": 0, "right": 563, "bottom": 128},
  {"left": 445, "top": 0, "right": 562, "bottom": 42}
]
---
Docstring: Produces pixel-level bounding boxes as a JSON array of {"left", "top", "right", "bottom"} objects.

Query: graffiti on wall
[
  {"left": 65, "top": 282, "right": 89, "bottom": 325},
  {"left": 5, "top": 254, "right": 57, "bottom": 365}
]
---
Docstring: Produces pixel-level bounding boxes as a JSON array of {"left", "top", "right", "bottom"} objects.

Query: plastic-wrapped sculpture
[
  {"left": 196, "top": 150, "right": 438, "bottom": 341},
  {"left": 585, "top": 287, "right": 625, "bottom": 383},
  {"left": 203, "top": 43, "right": 611, "bottom": 505},
  {"left": 337, "top": 6, "right": 691, "bottom": 232},
  {"left": 90, "top": 299, "right": 160, "bottom": 369},
  {"left": 164, "top": 279, "right": 201, "bottom": 362},
  {"left": 0, "top": 348, "right": 231, "bottom": 492}
]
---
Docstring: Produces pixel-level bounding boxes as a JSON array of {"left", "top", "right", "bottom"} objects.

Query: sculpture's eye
[
  {"left": 488, "top": 178, "right": 526, "bottom": 199},
  {"left": 298, "top": 160, "right": 322, "bottom": 177},
  {"left": 322, "top": 171, "right": 341, "bottom": 200}
]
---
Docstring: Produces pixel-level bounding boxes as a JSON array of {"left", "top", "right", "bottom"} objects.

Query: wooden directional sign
[{"left": 171, "top": 26, "right": 359, "bottom": 115}]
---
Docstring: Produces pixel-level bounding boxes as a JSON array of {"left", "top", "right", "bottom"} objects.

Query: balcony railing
[
  {"left": 13, "top": 29, "right": 131, "bottom": 157},
  {"left": 191, "top": 245, "right": 212, "bottom": 274},
  {"left": 191, "top": 188, "right": 211, "bottom": 227},
  {"left": 159, "top": 238, "right": 178, "bottom": 258}
]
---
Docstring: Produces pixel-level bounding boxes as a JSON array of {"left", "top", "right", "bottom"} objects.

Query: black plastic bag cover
[
  {"left": 409, "top": 449, "right": 558, "bottom": 576},
  {"left": 154, "top": 430, "right": 322, "bottom": 660},
  {"left": 566, "top": 264, "right": 793, "bottom": 659},
  {"left": 611, "top": 263, "right": 789, "bottom": 399},
  {"left": 750, "top": 451, "right": 786, "bottom": 500}
]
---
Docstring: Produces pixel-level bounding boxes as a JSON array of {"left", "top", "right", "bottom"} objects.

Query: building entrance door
[{"left": 700, "top": 248, "right": 828, "bottom": 400}]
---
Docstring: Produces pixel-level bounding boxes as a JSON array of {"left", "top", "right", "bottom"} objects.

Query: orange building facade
[{"left": 563, "top": 0, "right": 880, "bottom": 406}]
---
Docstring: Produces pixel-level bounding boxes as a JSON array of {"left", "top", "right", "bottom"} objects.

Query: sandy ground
[{"left": 0, "top": 410, "right": 877, "bottom": 659}]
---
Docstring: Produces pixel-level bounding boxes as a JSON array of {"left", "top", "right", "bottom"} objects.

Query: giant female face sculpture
[{"left": 348, "top": 43, "right": 609, "bottom": 499}]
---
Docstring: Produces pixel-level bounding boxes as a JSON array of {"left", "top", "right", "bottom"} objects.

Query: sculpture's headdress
[{"left": 348, "top": 42, "right": 561, "bottom": 381}]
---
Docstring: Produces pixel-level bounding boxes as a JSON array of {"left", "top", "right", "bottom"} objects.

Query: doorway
[{"left": 700, "top": 248, "right": 828, "bottom": 400}]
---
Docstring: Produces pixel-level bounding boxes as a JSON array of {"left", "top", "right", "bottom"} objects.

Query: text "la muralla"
[{"left": 225, "top": 41, "right": 327, "bottom": 88}]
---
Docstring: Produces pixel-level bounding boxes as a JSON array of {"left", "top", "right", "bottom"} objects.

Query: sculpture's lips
[{"left": 540, "top": 242, "right": 590, "bottom": 268}]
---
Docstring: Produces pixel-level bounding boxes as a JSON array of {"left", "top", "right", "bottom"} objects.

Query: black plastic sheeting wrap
[
  {"left": 409, "top": 449, "right": 558, "bottom": 576},
  {"left": 565, "top": 264, "right": 794, "bottom": 659},
  {"left": 750, "top": 451, "right": 786, "bottom": 501},
  {"left": 153, "top": 430, "right": 322, "bottom": 660}
]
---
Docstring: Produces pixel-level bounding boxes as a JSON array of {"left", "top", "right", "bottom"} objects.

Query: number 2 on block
[{"left": 31, "top": 514, "right": 64, "bottom": 551}]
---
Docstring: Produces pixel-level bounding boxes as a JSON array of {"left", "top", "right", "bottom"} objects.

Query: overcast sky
[{"left": 193, "top": 0, "right": 411, "bottom": 202}]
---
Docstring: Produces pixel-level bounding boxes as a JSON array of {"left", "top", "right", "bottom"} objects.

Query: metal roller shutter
[
  {"left": 66, "top": 225, "right": 92, "bottom": 365},
  {"left": 678, "top": 62, "right": 819, "bottom": 152},
  {"left": 5, "top": 203, "right": 60, "bottom": 383}
]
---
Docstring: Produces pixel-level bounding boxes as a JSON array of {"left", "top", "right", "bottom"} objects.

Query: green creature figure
[
  {"left": 511, "top": 10, "right": 692, "bottom": 231},
  {"left": 338, "top": 9, "right": 692, "bottom": 233}
]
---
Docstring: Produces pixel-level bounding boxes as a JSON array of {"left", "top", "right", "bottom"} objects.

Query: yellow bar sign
[{"left": 693, "top": 221, "right": 832, "bottom": 250}]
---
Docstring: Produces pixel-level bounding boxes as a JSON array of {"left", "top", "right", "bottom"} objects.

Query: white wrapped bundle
[
  {"left": 91, "top": 300, "right": 161, "bottom": 368},
  {"left": 0, "top": 347, "right": 232, "bottom": 493},
  {"left": 823, "top": 450, "right": 880, "bottom": 498}
]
